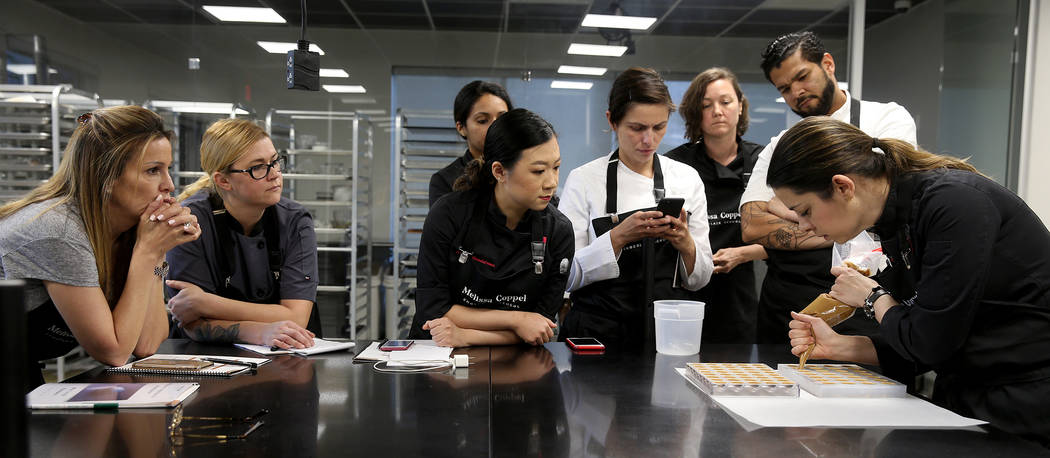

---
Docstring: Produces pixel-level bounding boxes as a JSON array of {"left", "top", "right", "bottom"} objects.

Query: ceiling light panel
[
  {"left": 557, "top": 65, "right": 607, "bottom": 76},
  {"left": 581, "top": 13, "right": 656, "bottom": 30},
  {"left": 551, "top": 81, "right": 593, "bottom": 90},
  {"left": 257, "top": 41, "right": 325, "bottom": 55},
  {"left": 567, "top": 43, "right": 628, "bottom": 57},
  {"left": 202, "top": 6, "right": 286, "bottom": 23},
  {"left": 323, "top": 85, "right": 367, "bottom": 93},
  {"left": 320, "top": 68, "right": 350, "bottom": 78}
]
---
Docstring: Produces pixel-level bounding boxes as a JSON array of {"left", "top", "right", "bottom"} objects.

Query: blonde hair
[
  {"left": 0, "top": 105, "right": 172, "bottom": 304},
  {"left": 768, "top": 117, "right": 979, "bottom": 197},
  {"left": 178, "top": 118, "right": 270, "bottom": 202}
]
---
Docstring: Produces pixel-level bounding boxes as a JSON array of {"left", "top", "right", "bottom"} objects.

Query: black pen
[{"left": 202, "top": 357, "right": 259, "bottom": 369}]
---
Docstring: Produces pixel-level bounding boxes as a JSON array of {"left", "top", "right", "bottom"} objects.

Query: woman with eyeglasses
[
  {"left": 0, "top": 106, "right": 197, "bottom": 389},
  {"left": 165, "top": 118, "right": 319, "bottom": 350}
]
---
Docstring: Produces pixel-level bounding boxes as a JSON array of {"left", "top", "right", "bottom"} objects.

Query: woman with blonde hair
[
  {"left": 0, "top": 105, "right": 197, "bottom": 388},
  {"left": 165, "top": 118, "right": 318, "bottom": 349},
  {"left": 772, "top": 116, "right": 1050, "bottom": 445}
]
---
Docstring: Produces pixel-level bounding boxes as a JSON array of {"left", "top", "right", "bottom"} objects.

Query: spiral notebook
[{"left": 106, "top": 354, "right": 269, "bottom": 377}]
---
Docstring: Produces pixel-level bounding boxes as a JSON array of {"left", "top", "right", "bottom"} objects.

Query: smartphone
[
  {"left": 379, "top": 340, "right": 414, "bottom": 351},
  {"left": 565, "top": 337, "right": 605, "bottom": 351},
  {"left": 655, "top": 197, "right": 685, "bottom": 218},
  {"left": 132, "top": 358, "right": 214, "bottom": 370}
]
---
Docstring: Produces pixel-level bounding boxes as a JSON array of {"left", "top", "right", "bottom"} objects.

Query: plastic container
[{"left": 653, "top": 300, "right": 705, "bottom": 355}]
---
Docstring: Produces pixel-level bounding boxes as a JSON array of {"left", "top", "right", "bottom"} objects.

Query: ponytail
[
  {"left": 768, "top": 116, "right": 981, "bottom": 196},
  {"left": 453, "top": 158, "right": 492, "bottom": 192},
  {"left": 178, "top": 175, "right": 214, "bottom": 201}
]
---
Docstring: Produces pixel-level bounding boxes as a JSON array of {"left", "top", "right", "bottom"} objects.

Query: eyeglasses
[
  {"left": 227, "top": 155, "right": 286, "bottom": 180},
  {"left": 168, "top": 405, "right": 268, "bottom": 446}
]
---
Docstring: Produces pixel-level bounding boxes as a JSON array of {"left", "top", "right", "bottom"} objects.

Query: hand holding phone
[
  {"left": 380, "top": 340, "right": 414, "bottom": 351},
  {"left": 655, "top": 197, "right": 685, "bottom": 219}
]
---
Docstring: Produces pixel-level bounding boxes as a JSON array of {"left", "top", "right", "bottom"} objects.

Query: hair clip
[
  {"left": 77, "top": 112, "right": 93, "bottom": 125},
  {"left": 871, "top": 138, "right": 886, "bottom": 155}
]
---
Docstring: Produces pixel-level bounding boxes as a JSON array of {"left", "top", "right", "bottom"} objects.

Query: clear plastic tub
[{"left": 654, "top": 300, "right": 705, "bottom": 355}]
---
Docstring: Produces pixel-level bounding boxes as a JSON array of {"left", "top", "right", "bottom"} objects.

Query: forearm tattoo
[
  {"left": 188, "top": 320, "right": 240, "bottom": 343},
  {"left": 740, "top": 201, "right": 822, "bottom": 249}
]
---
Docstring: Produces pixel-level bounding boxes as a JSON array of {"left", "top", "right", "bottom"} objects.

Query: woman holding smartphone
[
  {"left": 773, "top": 117, "right": 1050, "bottom": 445},
  {"left": 429, "top": 80, "right": 514, "bottom": 207},
  {"left": 665, "top": 67, "right": 766, "bottom": 344},
  {"left": 165, "top": 119, "right": 318, "bottom": 350},
  {"left": 411, "top": 108, "right": 574, "bottom": 347},
  {"left": 0, "top": 106, "right": 195, "bottom": 388},
  {"left": 558, "top": 67, "right": 714, "bottom": 348}
]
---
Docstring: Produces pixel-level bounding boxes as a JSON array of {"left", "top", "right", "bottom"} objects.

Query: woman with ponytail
[
  {"left": 164, "top": 119, "right": 319, "bottom": 350},
  {"left": 0, "top": 106, "right": 196, "bottom": 388},
  {"left": 411, "top": 108, "right": 573, "bottom": 347},
  {"left": 772, "top": 116, "right": 1050, "bottom": 445}
]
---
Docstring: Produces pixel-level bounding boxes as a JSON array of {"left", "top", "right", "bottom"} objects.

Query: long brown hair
[
  {"left": 679, "top": 67, "right": 750, "bottom": 142},
  {"left": 767, "top": 116, "right": 978, "bottom": 197},
  {"left": 177, "top": 118, "right": 270, "bottom": 202},
  {"left": 607, "top": 67, "right": 675, "bottom": 125},
  {"left": 0, "top": 105, "right": 173, "bottom": 303}
]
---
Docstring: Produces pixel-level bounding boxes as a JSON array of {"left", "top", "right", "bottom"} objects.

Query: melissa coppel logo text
[{"left": 460, "top": 286, "right": 525, "bottom": 309}]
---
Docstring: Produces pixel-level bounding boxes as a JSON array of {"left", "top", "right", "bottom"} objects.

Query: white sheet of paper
[
  {"left": 353, "top": 340, "right": 453, "bottom": 365},
  {"left": 675, "top": 368, "right": 987, "bottom": 430},
  {"left": 235, "top": 338, "right": 355, "bottom": 356}
]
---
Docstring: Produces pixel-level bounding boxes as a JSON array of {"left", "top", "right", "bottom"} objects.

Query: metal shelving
[
  {"left": 265, "top": 110, "right": 374, "bottom": 340},
  {"left": 0, "top": 84, "right": 102, "bottom": 203},
  {"left": 390, "top": 109, "right": 465, "bottom": 338}
]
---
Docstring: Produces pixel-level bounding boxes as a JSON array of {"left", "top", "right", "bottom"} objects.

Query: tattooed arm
[
  {"left": 740, "top": 200, "right": 832, "bottom": 250},
  {"left": 181, "top": 319, "right": 314, "bottom": 348}
]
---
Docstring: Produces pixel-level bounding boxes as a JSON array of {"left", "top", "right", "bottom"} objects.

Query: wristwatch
[
  {"left": 154, "top": 261, "right": 169, "bottom": 280},
  {"left": 863, "top": 285, "right": 891, "bottom": 319}
]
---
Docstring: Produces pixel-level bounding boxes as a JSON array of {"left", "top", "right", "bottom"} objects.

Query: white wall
[{"left": 1021, "top": 0, "right": 1050, "bottom": 224}]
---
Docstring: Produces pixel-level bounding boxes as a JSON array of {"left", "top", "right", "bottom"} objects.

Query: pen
[{"left": 202, "top": 357, "right": 259, "bottom": 369}]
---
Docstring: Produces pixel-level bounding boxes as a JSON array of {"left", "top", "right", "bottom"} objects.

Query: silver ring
[{"left": 183, "top": 222, "right": 192, "bottom": 231}]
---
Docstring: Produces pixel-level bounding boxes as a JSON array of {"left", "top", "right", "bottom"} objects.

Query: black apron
[
  {"left": 172, "top": 195, "right": 322, "bottom": 337},
  {"left": 449, "top": 191, "right": 547, "bottom": 313},
  {"left": 563, "top": 152, "right": 688, "bottom": 349},
  {"left": 757, "top": 99, "right": 878, "bottom": 344}
]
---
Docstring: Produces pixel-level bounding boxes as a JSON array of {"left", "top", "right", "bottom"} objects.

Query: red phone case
[{"left": 566, "top": 339, "right": 604, "bottom": 351}]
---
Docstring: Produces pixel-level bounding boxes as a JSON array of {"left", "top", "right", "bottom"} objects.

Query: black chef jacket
[
  {"left": 410, "top": 189, "right": 575, "bottom": 339},
  {"left": 666, "top": 138, "right": 763, "bottom": 344},
  {"left": 428, "top": 149, "right": 473, "bottom": 208},
  {"left": 868, "top": 169, "right": 1050, "bottom": 444}
]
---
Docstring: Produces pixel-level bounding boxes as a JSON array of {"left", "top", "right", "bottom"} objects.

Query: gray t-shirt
[{"left": 0, "top": 198, "right": 99, "bottom": 311}]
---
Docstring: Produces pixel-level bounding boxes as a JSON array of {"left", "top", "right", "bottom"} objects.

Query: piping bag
[{"left": 797, "top": 232, "right": 888, "bottom": 369}]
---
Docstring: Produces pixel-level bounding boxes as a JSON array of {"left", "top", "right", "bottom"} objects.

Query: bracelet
[
  {"left": 154, "top": 261, "right": 169, "bottom": 280},
  {"left": 863, "top": 286, "right": 891, "bottom": 320}
]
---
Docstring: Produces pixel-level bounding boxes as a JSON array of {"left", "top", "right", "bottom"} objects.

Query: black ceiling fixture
[{"left": 597, "top": 2, "right": 635, "bottom": 55}]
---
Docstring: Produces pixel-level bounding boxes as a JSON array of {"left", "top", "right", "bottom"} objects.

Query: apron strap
[
  {"left": 605, "top": 150, "right": 665, "bottom": 216},
  {"left": 850, "top": 98, "right": 861, "bottom": 128}
]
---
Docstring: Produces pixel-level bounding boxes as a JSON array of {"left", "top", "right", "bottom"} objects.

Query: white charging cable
[{"left": 371, "top": 354, "right": 470, "bottom": 374}]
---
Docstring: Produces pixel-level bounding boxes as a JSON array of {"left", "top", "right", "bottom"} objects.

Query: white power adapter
[{"left": 452, "top": 354, "right": 469, "bottom": 369}]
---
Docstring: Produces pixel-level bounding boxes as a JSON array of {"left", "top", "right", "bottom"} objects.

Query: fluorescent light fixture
[
  {"left": 557, "top": 65, "right": 607, "bottom": 76},
  {"left": 202, "top": 5, "right": 286, "bottom": 23},
  {"left": 581, "top": 13, "right": 656, "bottom": 30},
  {"left": 355, "top": 109, "right": 387, "bottom": 115},
  {"left": 320, "top": 68, "right": 349, "bottom": 78},
  {"left": 257, "top": 41, "right": 325, "bottom": 55},
  {"left": 567, "top": 43, "right": 628, "bottom": 57},
  {"left": 340, "top": 96, "right": 377, "bottom": 104},
  {"left": 551, "top": 80, "right": 593, "bottom": 90},
  {"left": 149, "top": 100, "right": 249, "bottom": 115},
  {"left": 6, "top": 64, "right": 58, "bottom": 75},
  {"left": 323, "top": 85, "right": 367, "bottom": 93}
]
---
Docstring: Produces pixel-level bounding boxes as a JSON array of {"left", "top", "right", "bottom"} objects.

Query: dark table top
[{"left": 27, "top": 341, "right": 1050, "bottom": 457}]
